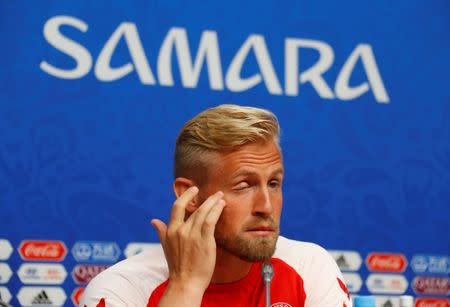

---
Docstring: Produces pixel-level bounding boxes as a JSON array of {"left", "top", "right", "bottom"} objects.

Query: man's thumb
[{"left": 151, "top": 219, "right": 167, "bottom": 245}]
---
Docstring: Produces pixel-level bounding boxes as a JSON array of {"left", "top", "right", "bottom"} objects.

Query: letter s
[{"left": 40, "top": 16, "right": 92, "bottom": 79}]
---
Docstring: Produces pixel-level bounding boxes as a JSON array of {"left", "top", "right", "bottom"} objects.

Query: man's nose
[{"left": 252, "top": 186, "right": 274, "bottom": 216}]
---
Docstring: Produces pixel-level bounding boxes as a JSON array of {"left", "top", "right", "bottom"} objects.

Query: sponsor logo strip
[
  {"left": 0, "top": 286, "right": 12, "bottom": 303},
  {"left": 366, "top": 252, "right": 408, "bottom": 273},
  {"left": 366, "top": 273, "right": 409, "bottom": 294},
  {"left": 17, "top": 286, "right": 67, "bottom": 306},
  {"left": 18, "top": 263, "right": 67, "bottom": 285},
  {"left": 411, "top": 255, "right": 450, "bottom": 275},
  {"left": 415, "top": 297, "right": 450, "bottom": 307},
  {"left": 0, "top": 263, "right": 13, "bottom": 284},
  {"left": 72, "top": 241, "right": 121, "bottom": 263},
  {"left": 72, "top": 264, "right": 110, "bottom": 285},
  {"left": 413, "top": 276, "right": 450, "bottom": 296},
  {"left": 18, "top": 240, "right": 68, "bottom": 262},
  {"left": 329, "top": 250, "right": 362, "bottom": 271},
  {"left": 342, "top": 272, "right": 362, "bottom": 293},
  {"left": 0, "top": 240, "right": 13, "bottom": 261},
  {"left": 374, "top": 296, "right": 400, "bottom": 307}
]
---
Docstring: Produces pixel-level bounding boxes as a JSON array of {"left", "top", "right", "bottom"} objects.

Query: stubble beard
[{"left": 215, "top": 221, "right": 280, "bottom": 262}]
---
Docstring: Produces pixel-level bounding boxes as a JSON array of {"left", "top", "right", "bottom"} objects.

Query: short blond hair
[{"left": 174, "top": 104, "right": 281, "bottom": 181}]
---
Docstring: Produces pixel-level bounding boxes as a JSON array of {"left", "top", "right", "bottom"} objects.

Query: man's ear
[{"left": 173, "top": 177, "right": 198, "bottom": 213}]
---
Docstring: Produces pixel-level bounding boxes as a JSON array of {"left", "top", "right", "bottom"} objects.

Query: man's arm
[{"left": 151, "top": 186, "right": 225, "bottom": 307}]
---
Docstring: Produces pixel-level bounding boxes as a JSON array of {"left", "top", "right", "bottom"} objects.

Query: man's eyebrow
[
  {"left": 231, "top": 168, "right": 284, "bottom": 178},
  {"left": 231, "top": 169, "right": 256, "bottom": 178},
  {"left": 271, "top": 168, "right": 284, "bottom": 177}
]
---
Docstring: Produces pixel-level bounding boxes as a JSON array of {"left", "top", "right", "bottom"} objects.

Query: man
[{"left": 80, "top": 104, "right": 352, "bottom": 307}]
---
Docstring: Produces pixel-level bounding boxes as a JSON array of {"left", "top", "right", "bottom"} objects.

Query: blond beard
[{"left": 215, "top": 219, "right": 280, "bottom": 262}]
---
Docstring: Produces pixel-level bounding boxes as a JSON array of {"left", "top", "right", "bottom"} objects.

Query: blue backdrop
[{"left": 1, "top": 1, "right": 449, "bottom": 306}]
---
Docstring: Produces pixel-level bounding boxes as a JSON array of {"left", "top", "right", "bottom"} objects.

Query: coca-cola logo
[
  {"left": 71, "top": 287, "right": 85, "bottom": 306},
  {"left": 366, "top": 253, "right": 408, "bottom": 272},
  {"left": 18, "top": 240, "right": 67, "bottom": 261},
  {"left": 72, "top": 264, "right": 109, "bottom": 284},
  {"left": 413, "top": 277, "right": 450, "bottom": 296},
  {"left": 415, "top": 297, "right": 450, "bottom": 307}
]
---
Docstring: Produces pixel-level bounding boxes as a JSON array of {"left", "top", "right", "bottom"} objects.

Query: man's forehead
[{"left": 214, "top": 141, "right": 283, "bottom": 174}]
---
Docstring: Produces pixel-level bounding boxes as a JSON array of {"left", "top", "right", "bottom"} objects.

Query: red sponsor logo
[
  {"left": 72, "top": 264, "right": 109, "bottom": 284},
  {"left": 18, "top": 240, "right": 67, "bottom": 261},
  {"left": 72, "top": 287, "right": 85, "bottom": 306},
  {"left": 413, "top": 276, "right": 450, "bottom": 296},
  {"left": 415, "top": 297, "right": 450, "bottom": 307},
  {"left": 366, "top": 253, "right": 408, "bottom": 272}
]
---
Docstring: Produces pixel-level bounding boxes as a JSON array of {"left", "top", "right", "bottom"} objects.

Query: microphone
[{"left": 261, "top": 262, "right": 274, "bottom": 307}]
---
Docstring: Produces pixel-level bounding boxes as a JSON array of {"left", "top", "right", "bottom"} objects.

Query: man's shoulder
[
  {"left": 274, "top": 236, "right": 352, "bottom": 307},
  {"left": 275, "top": 235, "right": 331, "bottom": 262},
  {"left": 274, "top": 236, "right": 338, "bottom": 276},
  {"left": 80, "top": 244, "right": 168, "bottom": 307}
]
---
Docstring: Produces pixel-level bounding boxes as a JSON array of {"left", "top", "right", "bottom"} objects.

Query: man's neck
[{"left": 210, "top": 247, "right": 254, "bottom": 283}]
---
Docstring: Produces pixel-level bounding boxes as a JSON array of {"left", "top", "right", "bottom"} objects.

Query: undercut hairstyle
[{"left": 174, "top": 104, "right": 281, "bottom": 183}]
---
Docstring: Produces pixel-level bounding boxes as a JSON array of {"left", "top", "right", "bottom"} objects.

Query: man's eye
[
  {"left": 234, "top": 182, "right": 250, "bottom": 190},
  {"left": 269, "top": 180, "right": 280, "bottom": 188}
]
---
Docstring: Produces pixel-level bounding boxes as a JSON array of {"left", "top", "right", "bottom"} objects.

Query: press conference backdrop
[{"left": 0, "top": 1, "right": 449, "bottom": 306}]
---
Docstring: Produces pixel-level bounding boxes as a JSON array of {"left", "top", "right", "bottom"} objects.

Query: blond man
[{"left": 81, "top": 104, "right": 352, "bottom": 307}]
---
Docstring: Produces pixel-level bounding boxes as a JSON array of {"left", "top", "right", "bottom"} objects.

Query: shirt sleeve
[
  {"left": 78, "top": 248, "right": 168, "bottom": 307},
  {"left": 300, "top": 243, "right": 353, "bottom": 307},
  {"left": 79, "top": 271, "right": 147, "bottom": 307}
]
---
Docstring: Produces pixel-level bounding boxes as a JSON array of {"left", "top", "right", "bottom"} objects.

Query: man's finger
[
  {"left": 151, "top": 219, "right": 168, "bottom": 246},
  {"left": 188, "top": 191, "right": 223, "bottom": 231},
  {"left": 168, "top": 186, "right": 199, "bottom": 226},
  {"left": 201, "top": 199, "right": 226, "bottom": 237}
]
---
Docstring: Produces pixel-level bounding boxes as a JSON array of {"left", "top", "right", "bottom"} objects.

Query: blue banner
[{"left": 1, "top": 1, "right": 449, "bottom": 305}]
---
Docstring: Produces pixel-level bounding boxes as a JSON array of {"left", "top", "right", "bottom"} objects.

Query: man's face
[{"left": 197, "top": 141, "right": 283, "bottom": 262}]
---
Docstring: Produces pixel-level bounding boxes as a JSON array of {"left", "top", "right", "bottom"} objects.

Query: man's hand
[{"left": 151, "top": 187, "right": 226, "bottom": 307}]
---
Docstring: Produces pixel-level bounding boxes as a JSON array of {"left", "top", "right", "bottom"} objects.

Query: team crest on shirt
[{"left": 271, "top": 303, "right": 292, "bottom": 307}]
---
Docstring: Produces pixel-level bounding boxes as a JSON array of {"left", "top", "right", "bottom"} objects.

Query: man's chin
[{"left": 216, "top": 232, "right": 279, "bottom": 262}]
